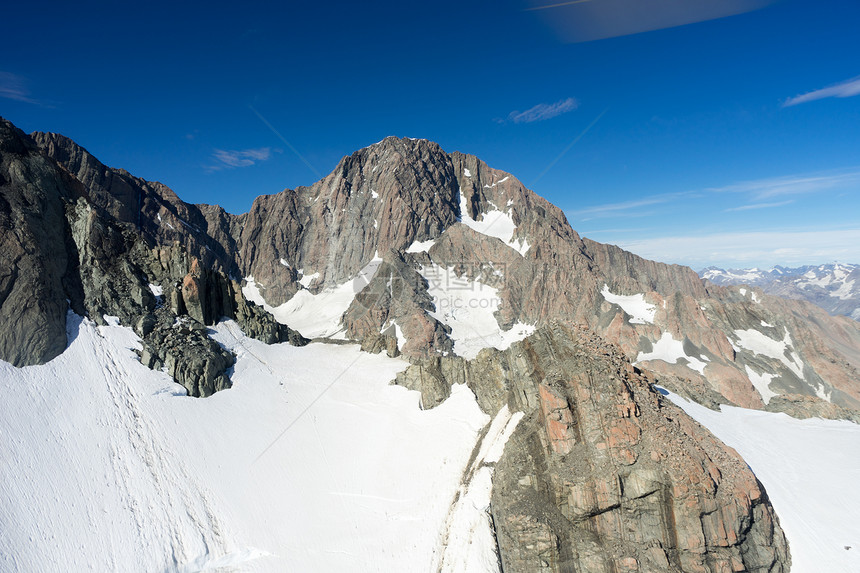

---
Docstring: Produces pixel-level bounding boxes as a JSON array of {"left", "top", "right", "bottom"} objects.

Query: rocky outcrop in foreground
[
  {"left": 0, "top": 118, "right": 306, "bottom": 396},
  {"left": 399, "top": 324, "right": 791, "bottom": 572}
]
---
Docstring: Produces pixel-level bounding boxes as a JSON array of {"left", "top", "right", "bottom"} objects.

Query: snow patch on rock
[
  {"left": 421, "top": 263, "right": 535, "bottom": 359},
  {"left": 244, "top": 256, "right": 383, "bottom": 338},
  {"left": 733, "top": 327, "right": 806, "bottom": 382},
  {"left": 458, "top": 191, "right": 530, "bottom": 256},
  {"left": 406, "top": 238, "right": 436, "bottom": 253},
  {"left": 744, "top": 365, "right": 777, "bottom": 404},
  {"left": 600, "top": 285, "right": 657, "bottom": 324},
  {"left": 636, "top": 332, "right": 708, "bottom": 375}
]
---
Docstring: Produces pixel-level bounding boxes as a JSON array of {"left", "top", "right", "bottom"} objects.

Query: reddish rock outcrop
[{"left": 398, "top": 324, "right": 791, "bottom": 572}]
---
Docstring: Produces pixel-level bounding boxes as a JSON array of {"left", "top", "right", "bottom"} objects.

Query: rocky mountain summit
[
  {"left": 4, "top": 115, "right": 860, "bottom": 570},
  {"left": 702, "top": 264, "right": 860, "bottom": 322}
]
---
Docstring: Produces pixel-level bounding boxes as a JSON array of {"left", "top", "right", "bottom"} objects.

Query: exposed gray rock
[
  {"left": 234, "top": 137, "right": 461, "bottom": 306},
  {"left": 32, "top": 130, "right": 239, "bottom": 276},
  {"left": 138, "top": 308, "right": 234, "bottom": 397},
  {"left": 343, "top": 250, "right": 454, "bottom": 357},
  {"left": 66, "top": 197, "right": 158, "bottom": 326},
  {"left": 393, "top": 355, "right": 467, "bottom": 409},
  {"left": 0, "top": 118, "right": 82, "bottom": 365},
  {"left": 359, "top": 332, "right": 400, "bottom": 358}
]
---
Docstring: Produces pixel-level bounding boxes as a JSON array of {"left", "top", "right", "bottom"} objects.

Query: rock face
[
  {"left": 32, "top": 130, "right": 239, "bottom": 276},
  {"left": 765, "top": 393, "right": 860, "bottom": 423},
  {"left": 0, "top": 117, "right": 306, "bottom": 396},
  {"left": 0, "top": 119, "right": 82, "bottom": 365},
  {"left": 233, "top": 137, "right": 461, "bottom": 305},
  {"left": 138, "top": 310, "right": 235, "bottom": 398},
  {"left": 396, "top": 324, "right": 791, "bottom": 572}
]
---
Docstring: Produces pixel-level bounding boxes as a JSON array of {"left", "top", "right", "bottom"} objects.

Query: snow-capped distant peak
[{"left": 699, "top": 263, "right": 860, "bottom": 322}]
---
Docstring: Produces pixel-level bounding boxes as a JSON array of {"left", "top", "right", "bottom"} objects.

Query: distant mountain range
[{"left": 701, "top": 264, "right": 860, "bottom": 321}]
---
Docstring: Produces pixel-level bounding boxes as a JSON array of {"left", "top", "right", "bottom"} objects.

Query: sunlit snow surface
[
  {"left": 636, "top": 331, "right": 708, "bottom": 375},
  {"left": 243, "top": 256, "right": 383, "bottom": 339},
  {"left": 600, "top": 285, "right": 656, "bottom": 324},
  {"left": 668, "top": 392, "right": 860, "bottom": 573},
  {"left": 744, "top": 364, "right": 778, "bottom": 404},
  {"left": 439, "top": 405, "right": 523, "bottom": 572},
  {"left": 421, "top": 263, "right": 536, "bottom": 359},
  {"left": 733, "top": 327, "right": 807, "bottom": 382},
  {"left": 406, "top": 238, "right": 436, "bottom": 253},
  {"left": 458, "top": 192, "right": 530, "bottom": 256},
  {"left": 0, "top": 314, "right": 501, "bottom": 572}
]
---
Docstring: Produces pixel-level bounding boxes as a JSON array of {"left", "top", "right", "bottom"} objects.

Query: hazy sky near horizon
[{"left": 2, "top": 0, "right": 859, "bottom": 270}]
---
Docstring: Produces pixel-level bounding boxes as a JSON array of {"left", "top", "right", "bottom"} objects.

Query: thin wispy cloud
[
  {"left": 568, "top": 192, "right": 691, "bottom": 222},
  {"left": 567, "top": 168, "right": 859, "bottom": 223},
  {"left": 208, "top": 147, "right": 274, "bottom": 171},
  {"left": 578, "top": 226, "right": 657, "bottom": 235},
  {"left": 615, "top": 229, "right": 860, "bottom": 270},
  {"left": 784, "top": 76, "right": 860, "bottom": 107},
  {"left": 526, "top": 0, "right": 777, "bottom": 43},
  {"left": 0, "top": 71, "right": 41, "bottom": 104},
  {"left": 723, "top": 200, "right": 794, "bottom": 212},
  {"left": 507, "top": 97, "right": 578, "bottom": 124},
  {"left": 708, "top": 171, "right": 860, "bottom": 199}
]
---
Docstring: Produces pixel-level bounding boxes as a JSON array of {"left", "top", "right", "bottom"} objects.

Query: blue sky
[{"left": 2, "top": 0, "right": 859, "bottom": 270}]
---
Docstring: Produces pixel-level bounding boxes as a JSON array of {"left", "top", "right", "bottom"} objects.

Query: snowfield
[
  {"left": 420, "top": 263, "right": 536, "bottom": 359},
  {"left": 458, "top": 191, "right": 530, "bottom": 256},
  {"left": 242, "top": 254, "right": 383, "bottom": 339},
  {"left": 0, "top": 313, "right": 506, "bottom": 572},
  {"left": 600, "top": 285, "right": 657, "bottom": 324},
  {"left": 667, "top": 392, "right": 860, "bottom": 573},
  {"left": 635, "top": 331, "right": 708, "bottom": 375}
]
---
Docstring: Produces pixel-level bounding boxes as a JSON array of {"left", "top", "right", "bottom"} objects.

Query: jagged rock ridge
[{"left": 0, "top": 119, "right": 307, "bottom": 396}]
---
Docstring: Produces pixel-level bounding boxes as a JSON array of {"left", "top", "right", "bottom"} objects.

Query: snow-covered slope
[
  {"left": 0, "top": 313, "right": 504, "bottom": 572},
  {"left": 420, "top": 263, "right": 535, "bottom": 359},
  {"left": 458, "top": 190, "right": 530, "bottom": 256},
  {"left": 243, "top": 255, "right": 384, "bottom": 339},
  {"left": 668, "top": 391, "right": 860, "bottom": 573}
]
